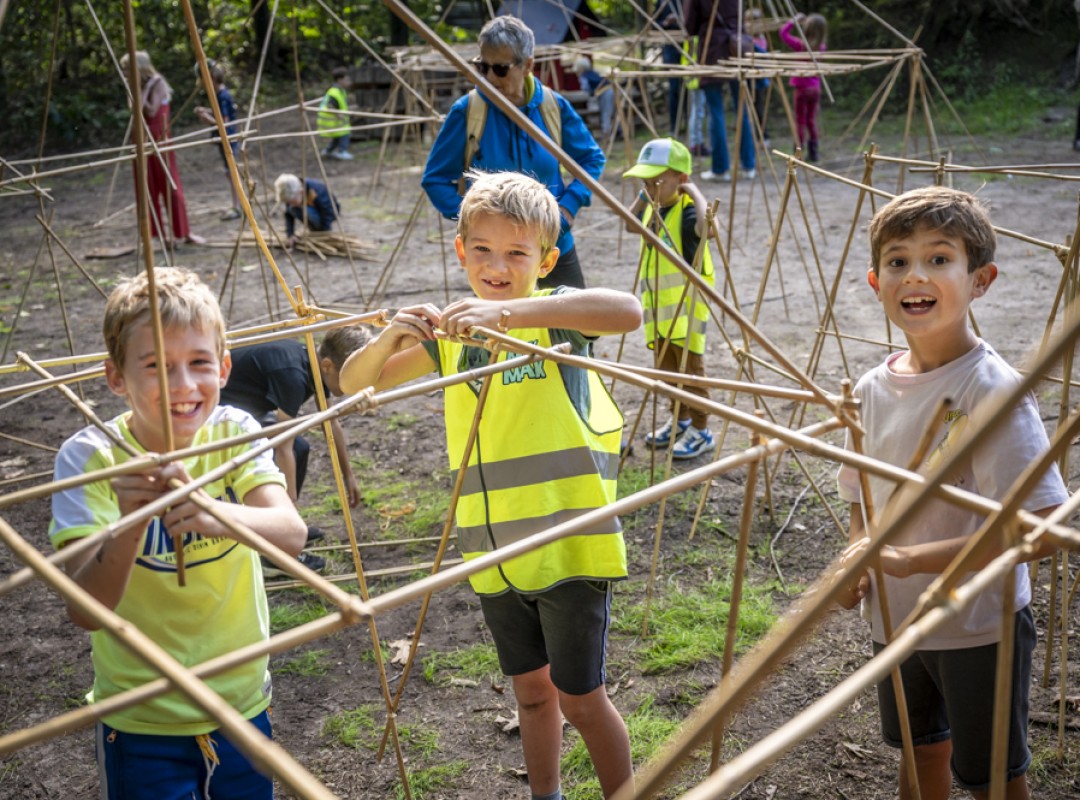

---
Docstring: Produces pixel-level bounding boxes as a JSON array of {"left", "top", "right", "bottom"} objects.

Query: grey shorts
[
  {"left": 479, "top": 579, "right": 612, "bottom": 696},
  {"left": 873, "top": 605, "right": 1035, "bottom": 790}
]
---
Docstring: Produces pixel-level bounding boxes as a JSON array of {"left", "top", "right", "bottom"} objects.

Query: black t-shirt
[{"left": 220, "top": 340, "right": 316, "bottom": 421}]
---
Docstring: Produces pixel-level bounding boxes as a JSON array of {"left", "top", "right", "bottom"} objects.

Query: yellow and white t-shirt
[{"left": 50, "top": 405, "right": 285, "bottom": 735}]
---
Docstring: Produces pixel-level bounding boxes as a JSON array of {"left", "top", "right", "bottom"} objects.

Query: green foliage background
[{"left": 1, "top": 1, "right": 1076, "bottom": 154}]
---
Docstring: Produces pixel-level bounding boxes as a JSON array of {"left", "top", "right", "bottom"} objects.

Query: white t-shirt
[{"left": 837, "top": 340, "right": 1067, "bottom": 649}]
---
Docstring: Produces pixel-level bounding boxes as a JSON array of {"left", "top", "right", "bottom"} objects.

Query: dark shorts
[
  {"left": 539, "top": 246, "right": 586, "bottom": 290},
  {"left": 479, "top": 579, "right": 612, "bottom": 695},
  {"left": 97, "top": 708, "right": 272, "bottom": 800},
  {"left": 874, "top": 606, "right": 1035, "bottom": 791}
]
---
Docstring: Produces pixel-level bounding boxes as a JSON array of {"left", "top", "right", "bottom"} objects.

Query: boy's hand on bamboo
[
  {"left": 157, "top": 462, "right": 225, "bottom": 541},
  {"left": 111, "top": 460, "right": 169, "bottom": 519},
  {"left": 440, "top": 297, "right": 505, "bottom": 338},
  {"left": 385, "top": 303, "right": 441, "bottom": 349}
]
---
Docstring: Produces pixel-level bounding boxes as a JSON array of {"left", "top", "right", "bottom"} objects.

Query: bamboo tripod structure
[{"left": 3, "top": 1, "right": 1080, "bottom": 799}]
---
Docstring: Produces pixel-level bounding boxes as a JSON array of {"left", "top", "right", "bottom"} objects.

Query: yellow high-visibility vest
[
  {"left": 437, "top": 304, "right": 627, "bottom": 595},
  {"left": 639, "top": 194, "right": 714, "bottom": 355},
  {"left": 318, "top": 85, "right": 349, "bottom": 138}
]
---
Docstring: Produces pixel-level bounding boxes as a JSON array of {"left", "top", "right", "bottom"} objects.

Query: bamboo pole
[
  {"left": 710, "top": 425, "right": 762, "bottom": 769},
  {"left": 121, "top": 0, "right": 184, "bottom": 583}
]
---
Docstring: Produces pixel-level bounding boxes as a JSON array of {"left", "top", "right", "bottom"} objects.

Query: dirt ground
[{"left": 2, "top": 104, "right": 1080, "bottom": 800}]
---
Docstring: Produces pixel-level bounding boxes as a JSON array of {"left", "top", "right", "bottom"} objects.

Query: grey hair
[
  {"left": 478, "top": 15, "right": 535, "bottom": 62},
  {"left": 274, "top": 173, "right": 303, "bottom": 204}
]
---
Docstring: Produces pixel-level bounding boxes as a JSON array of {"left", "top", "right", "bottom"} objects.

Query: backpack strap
[
  {"left": 538, "top": 86, "right": 562, "bottom": 149},
  {"left": 460, "top": 89, "right": 486, "bottom": 196}
]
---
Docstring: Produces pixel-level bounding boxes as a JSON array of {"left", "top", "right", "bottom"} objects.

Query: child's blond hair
[
  {"left": 869, "top": 186, "right": 996, "bottom": 275},
  {"left": 458, "top": 171, "right": 560, "bottom": 258},
  {"left": 103, "top": 268, "right": 226, "bottom": 369},
  {"left": 119, "top": 51, "right": 158, "bottom": 83}
]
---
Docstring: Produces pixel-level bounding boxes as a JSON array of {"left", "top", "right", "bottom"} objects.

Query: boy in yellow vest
[
  {"left": 624, "top": 137, "right": 716, "bottom": 459},
  {"left": 318, "top": 66, "right": 352, "bottom": 160},
  {"left": 340, "top": 171, "right": 641, "bottom": 800},
  {"left": 49, "top": 267, "right": 306, "bottom": 798}
]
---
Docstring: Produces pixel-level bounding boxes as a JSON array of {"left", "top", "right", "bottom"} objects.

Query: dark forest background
[{"left": 1, "top": 0, "right": 1078, "bottom": 155}]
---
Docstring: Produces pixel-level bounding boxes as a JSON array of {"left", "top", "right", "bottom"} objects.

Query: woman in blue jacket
[{"left": 421, "top": 15, "right": 605, "bottom": 289}]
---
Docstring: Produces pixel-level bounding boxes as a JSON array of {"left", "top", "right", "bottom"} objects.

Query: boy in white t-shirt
[{"left": 836, "top": 187, "right": 1067, "bottom": 800}]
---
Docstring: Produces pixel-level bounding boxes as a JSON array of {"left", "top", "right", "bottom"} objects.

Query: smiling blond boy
[
  {"left": 50, "top": 267, "right": 305, "bottom": 799},
  {"left": 341, "top": 171, "right": 640, "bottom": 799},
  {"left": 837, "top": 187, "right": 1067, "bottom": 800}
]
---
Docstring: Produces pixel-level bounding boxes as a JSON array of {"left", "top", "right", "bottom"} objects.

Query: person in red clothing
[{"left": 120, "top": 51, "right": 204, "bottom": 245}]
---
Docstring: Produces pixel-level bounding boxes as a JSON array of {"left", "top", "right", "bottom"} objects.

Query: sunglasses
[{"left": 471, "top": 58, "right": 517, "bottom": 78}]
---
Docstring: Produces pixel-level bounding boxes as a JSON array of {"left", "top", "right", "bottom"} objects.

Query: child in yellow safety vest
[
  {"left": 624, "top": 137, "right": 716, "bottom": 459},
  {"left": 340, "top": 171, "right": 641, "bottom": 800},
  {"left": 318, "top": 66, "right": 353, "bottom": 160}
]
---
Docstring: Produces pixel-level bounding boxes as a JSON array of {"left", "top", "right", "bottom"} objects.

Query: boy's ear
[
  {"left": 538, "top": 246, "right": 560, "bottom": 278},
  {"left": 866, "top": 267, "right": 881, "bottom": 298},
  {"left": 454, "top": 235, "right": 467, "bottom": 268},
  {"left": 104, "top": 359, "right": 128, "bottom": 398},
  {"left": 971, "top": 262, "right": 998, "bottom": 298},
  {"left": 218, "top": 350, "right": 232, "bottom": 387}
]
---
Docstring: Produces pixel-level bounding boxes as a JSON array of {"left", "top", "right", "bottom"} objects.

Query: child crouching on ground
[
  {"left": 624, "top": 137, "right": 715, "bottom": 459},
  {"left": 340, "top": 171, "right": 641, "bottom": 799},
  {"left": 837, "top": 187, "right": 1067, "bottom": 800},
  {"left": 50, "top": 267, "right": 306, "bottom": 799}
]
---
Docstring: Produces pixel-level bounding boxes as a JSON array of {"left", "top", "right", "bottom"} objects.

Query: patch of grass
[
  {"left": 1027, "top": 727, "right": 1080, "bottom": 792},
  {"left": 361, "top": 474, "right": 450, "bottom": 540},
  {"left": 562, "top": 696, "right": 684, "bottom": 799},
  {"left": 297, "top": 481, "right": 342, "bottom": 518},
  {"left": 393, "top": 760, "right": 469, "bottom": 800},
  {"left": 612, "top": 577, "right": 777, "bottom": 674},
  {"left": 275, "top": 648, "right": 331, "bottom": 677},
  {"left": 323, "top": 704, "right": 441, "bottom": 758},
  {"left": 422, "top": 642, "right": 501, "bottom": 685},
  {"left": 269, "top": 596, "right": 330, "bottom": 635},
  {"left": 322, "top": 705, "right": 378, "bottom": 749},
  {"left": 618, "top": 464, "right": 697, "bottom": 514},
  {"left": 387, "top": 412, "right": 419, "bottom": 431}
]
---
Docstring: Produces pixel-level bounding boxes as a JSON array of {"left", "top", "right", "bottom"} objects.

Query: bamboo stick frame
[{"left": 2, "top": 3, "right": 1080, "bottom": 798}]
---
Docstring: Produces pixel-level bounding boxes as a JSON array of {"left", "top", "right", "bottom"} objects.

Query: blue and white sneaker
[
  {"left": 671, "top": 426, "right": 716, "bottom": 460},
  {"left": 646, "top": 417, "right": 691, "bottom": 448}
]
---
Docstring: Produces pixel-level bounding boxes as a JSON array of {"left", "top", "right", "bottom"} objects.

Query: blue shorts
[
  {"left": 479, "top": 579, "right": 612, "bottom": 695},
  {"left": 874, "top": 606, "right": 1035, "bottom": 791},
  {"left": 97, "top": 708, "right": 273, "bottom": 800}
]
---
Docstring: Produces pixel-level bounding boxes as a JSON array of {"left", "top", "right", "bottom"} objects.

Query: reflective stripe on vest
[
  {"left": 318, "top": 86, "right": 348, "bottom": 138},
  {"left": 438, "top": 305, "right": 627, "bottom": 595},
  {"left": 639, "top": 194, "right": 714, "bottom": 355}
]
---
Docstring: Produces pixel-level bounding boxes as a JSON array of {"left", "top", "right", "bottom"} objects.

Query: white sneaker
[
  {"left": 671, "top": 426, "right": 716, "bottom": 460},
  {"left": 743, "top": 169, "right": 756, "bottom": 180},
  {"left": 334, "top": 151, "right": 354, "bottom": 161},
  {"left": 645, "top": 417, "right": 691, "bottom": 448},
  {"left": 702, "top": 170, "right": 732, "bottom": 182}
]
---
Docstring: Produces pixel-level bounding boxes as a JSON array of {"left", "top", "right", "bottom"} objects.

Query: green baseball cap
[{"left": 622, "top": 137, "right": 693, "bottom": 179}]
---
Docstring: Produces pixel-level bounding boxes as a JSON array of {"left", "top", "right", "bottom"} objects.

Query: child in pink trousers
[{"left": 779, "top": 13, "right": 827, "bottom": 162}]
